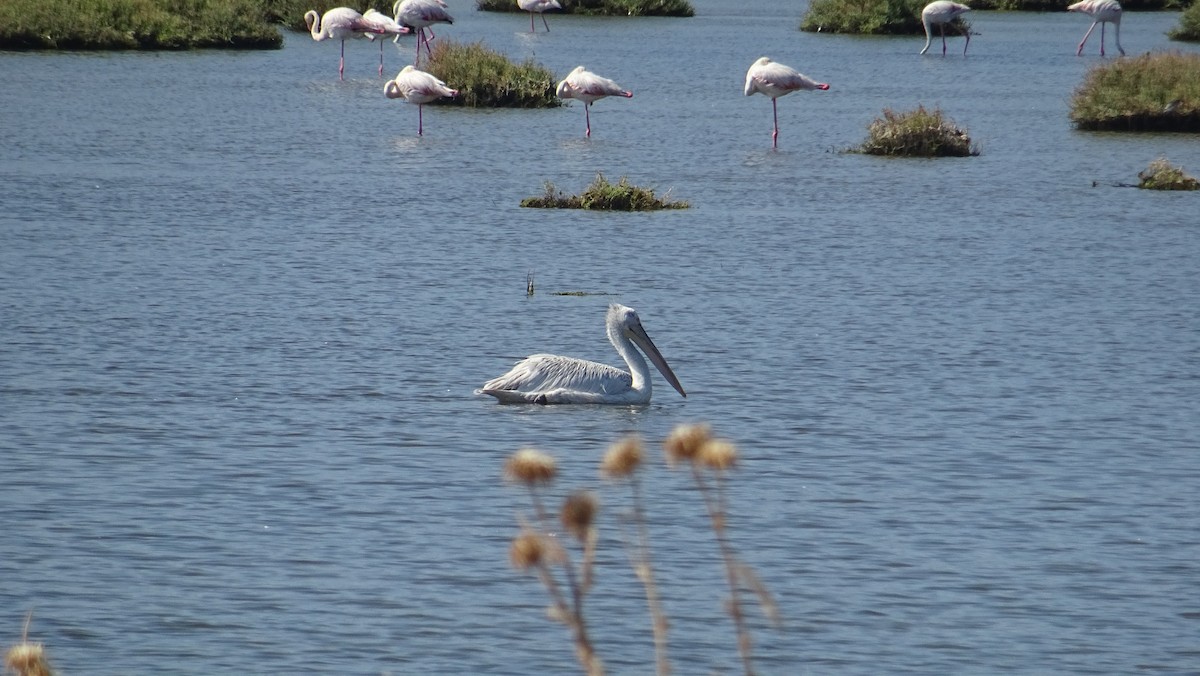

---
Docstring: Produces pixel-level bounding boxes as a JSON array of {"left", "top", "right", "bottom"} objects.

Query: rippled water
[{"left": 2, "top": 1, "right": 1199, "bottom": 673}]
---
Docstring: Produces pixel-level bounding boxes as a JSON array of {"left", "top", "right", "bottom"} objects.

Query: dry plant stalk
[
  {"left": 665, "top": 424, "right": 780, "bottom": 676},
  {"left": 5, "top": 612, "right": 53, "bottom": 676},
  {"left": 601, "top": 436, "right": 671, "bottom": 676},
  {"left": 506, "top": 448, "right": 604, "bottom": 675}
]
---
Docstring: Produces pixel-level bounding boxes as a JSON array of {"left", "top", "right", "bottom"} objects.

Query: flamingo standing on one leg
[
  {"left": 385, "top": 65, "right": 458, "bottom": 135},
  {"left": 304, "top": 7, "right": 385, "bottom": 80},
  {"left": 920, "top": 1, "right": 971, "bottom": 55},
  {"left": 518, "top": 0, "right": 562, "bottom": 32},
  {"left": 393, "top": 0, "right": 454, "bottom": 65},
  {"left": 362, "top": 9, "right": 410, "bottom": 77},
  {"left": 555, "top": 66, "right": 632, "bottom": 138},
  {"left": 743, "top": 56, "right": 829, "bottom": 149},
  {"left": 1069, "top": 0, "right": 1125, "bottom": 57}
]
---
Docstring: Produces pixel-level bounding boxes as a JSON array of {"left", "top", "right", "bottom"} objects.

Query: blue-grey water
[{"left": 2, "top": 0, "right": 1199, "bottom": 673}]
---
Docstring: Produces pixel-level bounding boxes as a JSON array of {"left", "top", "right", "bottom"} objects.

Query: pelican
[{"left": 477, "top": 304, "right": 686, "bottom": 405}]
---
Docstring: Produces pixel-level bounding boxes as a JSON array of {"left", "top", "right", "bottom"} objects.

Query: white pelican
[
  {"left": 477, "top": 304, "right": 686, "bottom": 405},
  {"left": 1069, "top": 0, "right": 1124, "bottom": 57},
  {"left": 920, "top": 1, "right": 971, "bottom": 56},
  {"left": 743, "top": 57, "right": 829, "bottom": 149}
]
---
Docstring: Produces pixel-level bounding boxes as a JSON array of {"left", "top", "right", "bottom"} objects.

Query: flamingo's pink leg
[{"left": 772, "top": 98, "right": 779, "bottom": 148}]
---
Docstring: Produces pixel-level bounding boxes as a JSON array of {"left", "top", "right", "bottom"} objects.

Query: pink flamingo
[
  {"left": 1069, "top": 0, "right": 1125, "bottom": 57},
  {"left": 920, "top": 1, "right": 971, "bottom": 55},
  {"left": 555, "top": 66, "right": 633, "bottom": 138},
  {"left": 304, "top": 7, "right": 386, "bottom": 80},
  {"left": 518, "top": 0, "right": 562, "bottom": 32},
  {"left": 393, "top": 0, "right": 454, "bottom": 65},
  {"left": 361, "top": 9, "right": 410, "bottom": 77},
  {"left": 385, "top": 65, "right": 458, "bottom": 135},
  {"left": 743, "top": 57, "right": 829, "bottom": 149}
]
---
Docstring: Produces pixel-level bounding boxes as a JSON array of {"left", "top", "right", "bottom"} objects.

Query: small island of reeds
[
  {"left": 853, "top": 105, "right": 979, "bottom": 157},
  {"left": 521, "top": 174, "right": 690, "bottom": 211},
  {"left": 1069, "top": 52, "right": 1200, "bottom": 132},
  {"left": 477, "top": 0, "right": 694, "bottom": 17},
  {"left": 0, "top": 0, "right": 286, "bottom": 49},
  {"left": 1138, "top": 158, "right": 1200, "bottom": 190},
  {"left": 1169, "top": 2, "right": 1200, "bottom": 42},
  {"left": 425, "top": 40, "right": 560, "bottom": 108}
]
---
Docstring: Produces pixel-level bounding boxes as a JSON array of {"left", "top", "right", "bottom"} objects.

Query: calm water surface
[{"left": 2, "top": 1, "right": 1198, "bottom": 673}]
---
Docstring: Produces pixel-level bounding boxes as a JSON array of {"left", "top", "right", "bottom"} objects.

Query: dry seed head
[
  {"left": 561, "top": 490, "right": 599, "bottom": 541},
  {"left": 5, "top": 642, "right": 52, "bottom": 676},
  {"left": 601, "top": 436, "right": 644, "bottom": 479},
  {"left": 510, "top": 530, "right": 545, "bottom": 570},
  {"left": 663, "top": 423, "right": 713, "bottom": 466},
  {"left": 504, "top": 448, "right": 557, "bottom": 486},
  {"left": 698, "top": 439, "right": 739, "bottom": 471}
]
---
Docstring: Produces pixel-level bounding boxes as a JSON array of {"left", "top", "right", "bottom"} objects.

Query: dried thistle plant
[
  {"left": 5, "top": 612, "right": 53, "bottom": 676},
  {"left": 505, "top": 449, "right": 603, "bottom": 676},
  {"left": 663, "top": 424, "right": 780, "bottom": 676},
  {"left": 602, "top": 435, "right": 671, "bottom": 676}
]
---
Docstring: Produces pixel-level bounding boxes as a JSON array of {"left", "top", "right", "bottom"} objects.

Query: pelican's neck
[{"left": 609, "top": 322, "right": 652, "bottom": 395}]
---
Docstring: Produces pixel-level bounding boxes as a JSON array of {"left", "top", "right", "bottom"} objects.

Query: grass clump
[
  {"left": 1169, "top": 1, "right": 1200, "bottom": 42},
  {"left": 1069, "top": 52, "right": 1200, "bottom": 132},
  {"left": 854, "top": 105, "right": 979, "bottom": 157},
  {"left": 800, "top": 0, "right": 926, "bottom": 34},
  {"left": 521, "top": 173, "right": 690, "bottom": 211},
  {"left": 506, "top": 426, "right": 779, "bottom": 675},
  {"left": 0, "top": 0, "right": 283, "bottom": 49},
  {"left": 477, "top": 0, "right": 694, "bottom": 17},
  {"left": 1138, "top": 158, "right": 1200, "bottom": 190},
  {"left": 424, "top": 40, "right": 560, "bottom": 108}
]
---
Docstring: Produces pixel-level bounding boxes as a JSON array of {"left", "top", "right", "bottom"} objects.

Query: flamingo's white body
[
  {"left": 743, "top": 56, "right": 829, "bottom": 148},
  {"left": 393, "top": 0, "right": 454, "bottom": 65},
  {"left": 385, "top": 65, "right": 458, "bottom": 135},
  {"left": 304, "top": 7, "right": 386, "bottom": 79},
  {"left": 518, "top": 0, "right": 562, "bottom": 32},
  {"left": 477, "top": 304, "right": 686, "bottom": 405},
  {"left": 555, "top": 66, "right": 633, "bottom": 137},
  {"left": 362, "top": 9, "right": 410, "bottom": 77},
  {"left": 920, "top": 1, "right": 971, "bottom": 55},
  {"left": 1069, "top": 0, "right": 1124, "bottom": 57}
]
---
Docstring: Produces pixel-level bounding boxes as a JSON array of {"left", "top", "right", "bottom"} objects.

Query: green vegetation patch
[
  {"left": 1169, "top": 1, "right": 1200, "bottom": 42},
  {"left": 801, "top": 0, "right": 927, "bottom": 34},
  {"left": 854, "top": 105, "right": 979, "bottom": 157},
  {"left": 477, "top": 0, "right": 694, "bottom": 17},
  {"left": 1070, "top": 52, "right": 1200, "bottom": 132},
  {"left": 1138, "top": 158, "right": 1200, "bottom": 190},
  {"left": 0, "top": 0, "right": 283, "bottom": 50},
  {"left": 425, "top": 40, "right": 560, "bottom": 108},
  {"left": 521, "top": 174, "right": 690, "bottom": 211}
]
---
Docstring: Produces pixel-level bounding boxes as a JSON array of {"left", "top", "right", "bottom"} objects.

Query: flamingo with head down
[
  {"left": 920, "top": 1, "right": 971, "bottom": 55},
  {"left": 743, "top": 56, "right": 829, "bottom": 149},
  {"left": 518, "top": 0, "right": 562, "bottom": 32},
  {"left": 393, "top": 0, "right": 454, "bottom": 65},
  {"left": 1069, "top": 0, "right": 1125, "bottom": 57},
  {"left": 385, "top": 65, "right": 458, "bottom": 135},
  {"left": 361, "top": 9, "right": 410, "bottom": 77},
  {"left": 555, "top": 66, "right": 633, "bottom": 138}
]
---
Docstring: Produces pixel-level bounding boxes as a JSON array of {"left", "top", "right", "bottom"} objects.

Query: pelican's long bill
[{"left": 628, "top": 323, "right": 686, "bottom": 398}]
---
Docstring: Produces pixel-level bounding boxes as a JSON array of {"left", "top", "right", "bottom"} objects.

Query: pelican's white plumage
[{"left": 477, "top": 304, "right": 686, "bottom": 405}]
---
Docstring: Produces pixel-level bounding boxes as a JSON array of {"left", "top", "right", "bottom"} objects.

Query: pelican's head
[{"left": 608, "top": 304, "right": 686, "bottom": 398}]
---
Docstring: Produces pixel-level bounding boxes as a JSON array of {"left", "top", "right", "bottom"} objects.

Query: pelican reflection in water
[{"left": 477, "top": 304, "right": 686, "bottom": 405}]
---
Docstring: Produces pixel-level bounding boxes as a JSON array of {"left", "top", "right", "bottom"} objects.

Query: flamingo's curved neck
[
  {"left": 308, "top": 13, "right": 326, "bottom": 40},
  {"left": 609, "top": 324, "right": 651, "bottom": 395},
  {"left": 922, "top": 18, "right": 934, "bottom": 53}
]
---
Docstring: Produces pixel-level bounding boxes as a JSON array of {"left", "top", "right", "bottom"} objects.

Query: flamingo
[
  {"left": 361, "top": 9, "right": 410, "bottom": 77},
  {"left": 385, "top": 65, "right": 458, "bottom": 135},
  {"left": 743, "top": 56, "right": 829, "bottom": 149},
  {"left": 518, "top": 0, "right": 562, "bottom": 32},
  {"left": 477, "top": 304, "right": 686, "bottom": 405},
  {"left": 1069, "top": 0, "right": 1125, "bottom": 57},
  {"left": 555, "top": 66, "right": 633, "bottom": 138},
  {"left": 304, "top": 7, "right": 386, "bottom": 80},
  {"left": 920, "top": 1, "right": 971, "bottom": 56},
  {"left": 393, "top": 0, "right": 454, "bottom": 65}
]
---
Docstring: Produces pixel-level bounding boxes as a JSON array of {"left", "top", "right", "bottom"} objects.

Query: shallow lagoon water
[{"left": 2, "top": 1, "right": 1199, "bottom": 673}]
